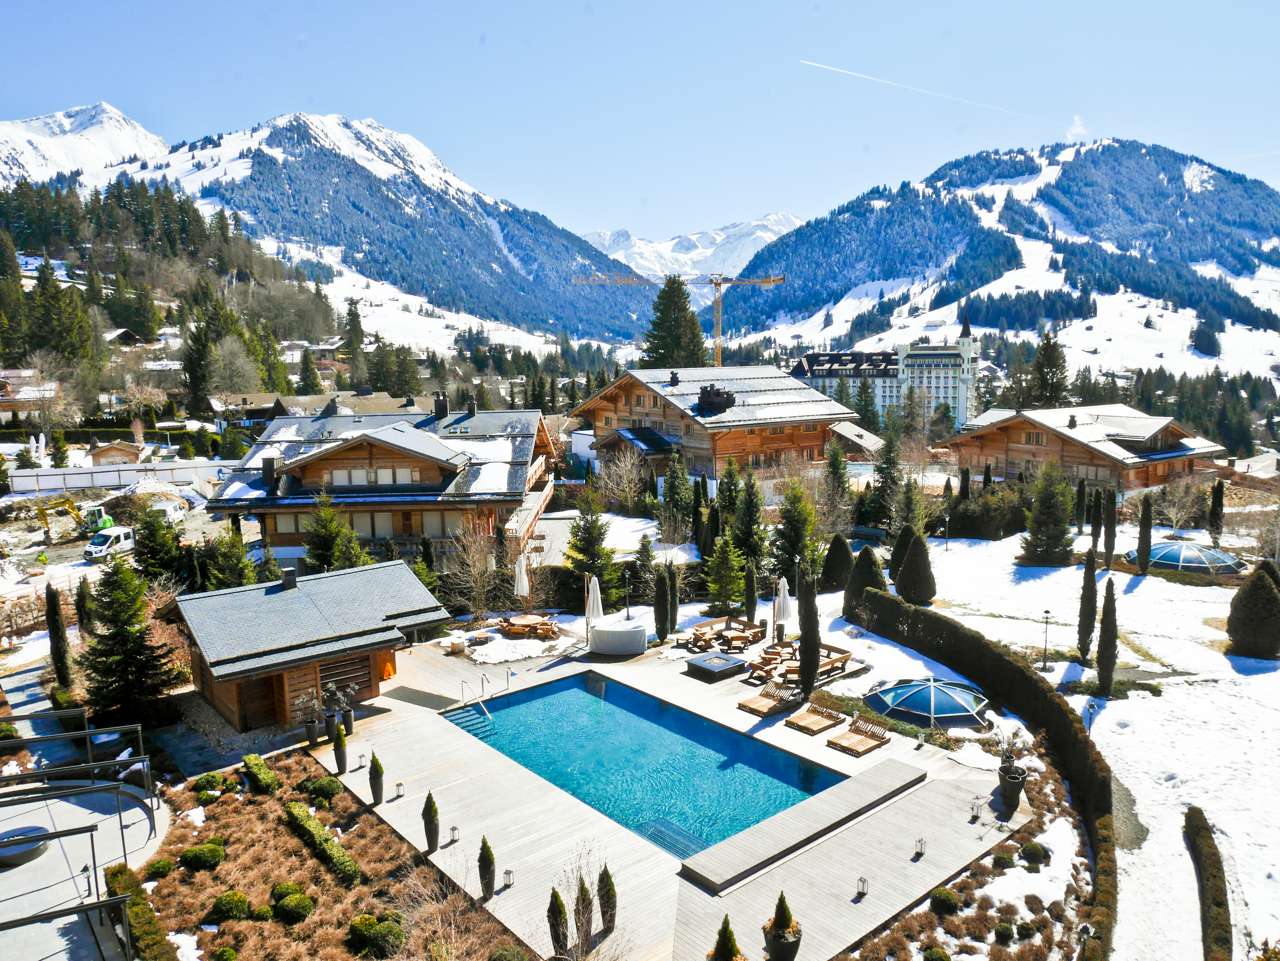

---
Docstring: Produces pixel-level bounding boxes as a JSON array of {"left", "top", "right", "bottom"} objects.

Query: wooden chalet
[{"left": 946, "top": 404, "right": 1225, "bottom": 490}]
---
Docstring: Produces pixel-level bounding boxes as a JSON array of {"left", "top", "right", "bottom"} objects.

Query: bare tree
[
  {"left": 209, "top": 336, "right": 261, "bottom": 407},
  {"left": 23, "top": 349, "right": 82, "bottom": 429},
  {"left": 1154, "top": 476, "right": 1208, "bottom": 533},
  {"left": 656, "top": 501, "right": 689, "bottom": 546},
  {"left": 595, "top": 446, "right": 646, "bottom": 514},
  {"left": 444, "top": 520, "right": 503, "bottom": 623}
]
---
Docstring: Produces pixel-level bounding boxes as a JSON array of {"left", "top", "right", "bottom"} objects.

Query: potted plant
[
  {"left": 478, "top": 836, "right": 495, "bottom": 900},
  {"left": 333, "top": 722, "right": 348, "bottom": 774},
  {"left": 597, "top": 863, "right": 616, "bottom": 933},
  {"left": 998, "top": 762, "right": 1027, "bottom": 809},
  {"left": 762, "top": 891, "right": 801, "bottom": 961},
  {"left": 422, "top": 792, "right": 440, "bottom": 853},
  {"left": 340, "top": 682, "right": 358, "bottom": 735},
  {"left": 322, "top": 682, "right": 339, "bottom": 742},
  {"left": 369, "top": 752, "right": 384, "bottom": 805},
  {"left": 709, "top": 914, "right": 746, "bottom": 961},
  {"left": 303, "top": 691, "right": 322, "bottom": 747}
]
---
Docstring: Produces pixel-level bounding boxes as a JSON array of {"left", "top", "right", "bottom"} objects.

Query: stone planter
[
  {"left": 763, "top": 928, "right": 802, "bottom": 961},
  {"left": 305, "top": 719, "right": 320, "bottom": 747},
  {"left": 324, "top": 712, "right": 337, "bottom": 743},
  {"left": 334, "top": 739, "right": 348, "bottom": 775},
  {"left": 341, "top": 707, "right": 355, "bottom": 735},
  {"left": 998, "top": 763, "right": 1027, "bottom": 809}
]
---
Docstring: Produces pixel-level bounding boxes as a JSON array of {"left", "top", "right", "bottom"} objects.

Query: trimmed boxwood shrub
[
  {"left": 1185, "top": 806, "right": 1232, "bottom": 961},
  {"left": 305, "top": 775, "right": 343, "bottom": 807},
  {"left": 923, "top": 948, "right": 951, "bottom": 961},
  {"left": 282, "top": 800, "right": 361, "bottom": 886},
  {"left": 274, "top": 893, "right": 315, "bottom": 924},
  {"left": 251, "top": 904, "right": 274, "bottom": 921},
  {"left": 196, "top": 790, "right": 220, "bottom": 806},
  {"left": 210, "top": 949, "right": 238, "bottom": 961},
  {"left": 993, "top": 852, "right": 1015, "bottom": 870},
  {"left": 929, "top": 887, "right": 960, "bottom": 915},
  {"left": 104, "top": 864, "right": 179, "bottom": 961},
  {"left": 861, "top": 588, "right": 1117, "bottom": 959},
  {"left": 193, "top": 771, "right": 233, "bottom": 792},
  {"left": 241, "top": 754, "right": 281, "bottom": 793},
  {"left": 995, "top": 922, "right": 1015, "bottom": 945},
  {"left": 348, "top": 912, "right": 406, "bottom": 958},
  {"left": 205, "top": 891, "right": 251, "bottom": 924},
  {"left": 1021, "top": 840, "right": 1049, "bottom": 864},
  {"left": 271, "top": 881, "right": 304, "bottom": 902},
  {"left": 144, "top": 858, "right": 175, "bottom": 880},
  {"left": 179, "top": 842, "right": 225, "bottom": 871}
]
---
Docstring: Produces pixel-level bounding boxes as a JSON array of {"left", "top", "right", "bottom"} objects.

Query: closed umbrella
[
  {"left": 585, "top": 574, "right": 604, "bottom": 642},
  {"left": 513, "top": 556, "right": 530, "bottom": 599},
  {"left": 774, "top": 577, "right": 795, "bottom": 629}
]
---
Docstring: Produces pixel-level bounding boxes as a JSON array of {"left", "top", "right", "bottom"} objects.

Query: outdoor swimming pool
[{"left": 444, "top": 672, "right": 845, "bottom": 857}]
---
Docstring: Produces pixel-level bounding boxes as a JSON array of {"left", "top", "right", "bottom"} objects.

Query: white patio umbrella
[
  {"left": 585, "top": 575, "right": 604, "bottom": 643},
  {"left": 773, "top": 576, "right": 795, "bottom": 629},
  {"left": 513, "top": 555, "right": 530, "bottom": 599}
]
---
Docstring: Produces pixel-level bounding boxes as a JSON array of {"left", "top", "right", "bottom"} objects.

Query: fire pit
[
  {"left": 0, "top": 826, "right": 50, "bottom": 866},
  {"left": 685, "top": 651, "right": 747, "bottom": 682}
]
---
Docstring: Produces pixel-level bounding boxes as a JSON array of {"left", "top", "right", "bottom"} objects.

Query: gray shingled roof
[
  {"left": 627, "top": 366, "right": 855, "bottom": 428},
  {"left": 177, "top": 561, "right": 449, "bottom": 680}
]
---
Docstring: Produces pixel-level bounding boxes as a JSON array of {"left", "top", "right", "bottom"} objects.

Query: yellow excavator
[{"left": 34, "top": 497, "right": 114, "bottom": 545}]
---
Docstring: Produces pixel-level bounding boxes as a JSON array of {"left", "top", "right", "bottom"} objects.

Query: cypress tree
[
  {"left": 46, "top": 582, "right": 72, "bottom": 689},
  {"left": 889, "top": 524, "right": 916, "bottom": 581},
  {"left": 941, "top": 476, "right": 953, "bottom": 503},
  {"left": 1077, "top": 548, "right": 1098, "bottom": 662},
  {"left": 1096, "top": 579, "right": 1118, "bottom": 696},
  {"left": 895, "top": 534, "right": 936, "bottom": 606},
  {"left": 1137, "top": 494, "right": 1153, "bottom": 574},
  {"left": 1226, "top": 568, "right": 1280, "bottom": 659},
  {"left": 633, "top": 534, "right": 657, "bottom": 603},
  {"left": 598, "top": 864, "right": 617, "bottom": 933},
  {"left": 798, "top": 570, "right": 820, "bottom": 699},
  {"left": 1020, "top": 462, "right": 1074, "bottom": 565},
  {"left": 691, "top": 481, "right": 704, "bottom": 547},
  {"left": 958, "top": 466, "right": 971, "bottom": 501},
  {"left": 1075, "top": 478, "right": 1087, "bottom": 534},
  {"left": 982, "top": 463, "right": 992, "bottom": 491},
  {"left": 547, "top": 888, "right": 570, "bottom": 958},
  {"left": 1090, "top": 489, "right": 1103, "bottom": 550},
  {"left": 704, "top": 535, "right": 745, "bottom": 616},
  {"left": 844, "top": 545, "right": 887, "bottom": 621},
  {"left": 743, "top": 561, "right": 757, "bottom": 623},
  {"left": 1208, "top": 479, "right": 1225, "bottom": 548},
  {"left": 819, "top": 534, "right": 853, "bottom": 593},
  {"left": 80, "top": 557, "right": 180, "bottom": 722},
  {"left": 1103, "top": 490, "right": 1117, "bottom": 568},
  {"left": 653, "top": 568, "right": 670, "bottom": 641},
  {"left": 711, "top": 915, "right": 742, "bottom": 961},
  {"left": 665, "top": 563, "right": 679, "bottom": 635},
  {"left": 74, "top": 574, "right": 95, "bottom": 636},
  {"left": 574, "top": 874, "right": 594, "bottom": 953}
]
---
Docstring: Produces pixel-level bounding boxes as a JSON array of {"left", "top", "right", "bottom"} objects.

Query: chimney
[
  {"left": 466, "top": 394, "right": 477, "bottom": 417},
  {"left": 433, "top": 391, "right": 449, "bottom": 419},
  {"left": 280, "top": 567, "right": 297, "bottom": 590},
  {"left": 1067, "top": 414, "right": 1077, "bottom": 429},
  {"left": 669, "top": 370, "right": 680, "bottom": 387},
  {"left": 262, "top": 456, "right": 277, "bottom": 488}
]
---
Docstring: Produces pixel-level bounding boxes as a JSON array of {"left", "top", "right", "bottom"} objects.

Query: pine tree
[
  {"left": 298, "top": 347, "right": 323, "bottom": 394},
  {"left": 731, "top": 473, "right": 765, "bottom": 566},
  {"left": 1103, "top": 490, "right": 1117, "bottom": 568},
  {"left": 743, "top": 561, "right": 758, "bottom": 623},
  {"left": 202, "top": 530, "right": 257, "bottom": 589},
  {"left": 1208, "top": 479, "right": 1225, "bottom": 548},
  {"left": 47, "top": 582, "right": 72, "bottom": 688},
  {"left": 663, "top": 450, "right": 693, "bottom": 519},
  {"left": 1020, "top": 462, "right": 1074, "bottom": 565},
  {"left": 1077, "top": 548, "right": 1098, "bottom": 662},
  {"left": 256, "top": 540, "right": 283, "bottom": 583},
  {"left": 74, "top": 574, "right": 96, "bottom": 636},
  {"left": 183, "top": 320, "right": 213, "bottom": 413},
  {"left": 844, "top": 545, "right": 887, "bottom": 620},
  {"left": 219, "top": 426, "right": 246, "bottom": 461},
  {"left": 135, "top": 509, "right": 182, "bottom": 585},
  {"left": 633, "top": 534, "right": 657, "bottom": 603},
  {"left": 1137, "top": 494, "right": 1153, "bottom": 574},
  {"left": 1075, "top": 478, "right": 1087, "bottom": 534},
  {"left": 304, "top": 494, "right": 347, "bottom": 572},
  {"left": 895, "top": 533, "right": 936, "bottom": 605},
  {"left": 889, "top": 524, "right": 916, "bottom": 581},
  {"left": 80, "top": 557, "right": 180, "bottom": 721},
  {"left": 865, "top": 432, "right": 900, "bottom": 527},
  {"left": 820, "top": 441, "right": 851, "bottom": 534},
  {"left": 1226, "top": 568, "right": 1280, "bottom": 659},
  {"left": 566, "top": 501, "right": 622, "bottom": 609},
  {"left": 892, "top": 478, "right": 922, "bottom": 537},
  {"left": 820, "top": 534, "right": 853, "bottom": 592},
  {"left": 704, "top": 535, "right": 745, "bottom": 616},
  {"left": 49, "top": 431, "right": 69, "bottom": 468},
  {"left": 331, "top": 527, "right": 374, "bottom": 570},
  {"left": 1096, "top": 579, "right": 1118, "bottom": 695},
  {"left": 640, "top": 277, "right": 707, "bottom": 368},
  {"left": 768, "top": 481, "right": 816, "bottom": 580},
  {"left": 853, "top": 378, "right": 879, "bottom": 433},
  {"left": 717, "top": 458, "right": 741, "bottom": 522},
  {"left": 797, "top": 569, "right": 820, "bottom": 699},
  {"left": 834, "top": 375, "right": 853, "bottom": 410},
  {"left": 1030, "top": 333, "right": 1069, "bottom": 406}
]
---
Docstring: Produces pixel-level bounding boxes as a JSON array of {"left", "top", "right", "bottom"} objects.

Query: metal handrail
[{"left": 459, "top": 681, "right": 492, "bottom": 721}]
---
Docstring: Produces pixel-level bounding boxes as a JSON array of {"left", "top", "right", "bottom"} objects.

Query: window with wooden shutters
[{"left": 319, "top": 656, "right": 370, "bottom": 693}]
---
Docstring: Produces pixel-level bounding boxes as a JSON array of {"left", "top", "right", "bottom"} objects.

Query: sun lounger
[
  {"left": 737, "top": 683, "right": 799, "bottom": 718},
  {"left": 827, "top": 716, "right": 890, "bottom": 757},
  {"left": 784, "top": 704, "right": 845, "bottom": 735}
]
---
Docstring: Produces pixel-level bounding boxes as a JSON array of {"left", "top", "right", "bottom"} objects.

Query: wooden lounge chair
[
  {"left": 737, "top": 683, "right": 799, "bottom": 718},
  {"left": 784, "top": 704, "right": 845, "bottom": 735},
  {"left": 827, "top": 716, "right": 890, "bottom": 758},
  {"left": 744, "top": 654, "right": 782, "bottom": 684}
]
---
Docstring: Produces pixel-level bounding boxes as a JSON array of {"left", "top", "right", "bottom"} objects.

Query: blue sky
[{"left": 3, "top": 1, "right": 1278, "bottom": 238}]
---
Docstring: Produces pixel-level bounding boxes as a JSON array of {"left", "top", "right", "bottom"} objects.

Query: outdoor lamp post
[
  {"left": 915, "top": 838, "right": 927, "bottom": 859},
  {"left": 624, "top": 569, "right": 631, "bottom": 620},
  {"left": 358, "top": 752, "right": 366, "bottom": 770},
  {"left": 945, "top": 511, "right": 951, "bottom": 551},
  {"left": 450, "top": 826, "right": 460, "bottom": 845},
  {"left": 395, "top": 781, "right": 404, "bottom": 800},
  {"left": 856, "top": 876, "right": 869, "bottom": 898},
  {"left": 504, "top": 868, "right": 515, "bottom": 888},
  {"left": 1041, "top": 609, "right": 1051, "bottom": 671}
]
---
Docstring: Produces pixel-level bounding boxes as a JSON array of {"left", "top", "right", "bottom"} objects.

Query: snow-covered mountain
[
  {"left": 583, "top": 213, "right": 800, "bottom": 307},
  {"left": 0, "top": 104, "right": 653, "bottom": 339},
  {"left": 0, "top": 102, "right": 167, "bottom": 186}
]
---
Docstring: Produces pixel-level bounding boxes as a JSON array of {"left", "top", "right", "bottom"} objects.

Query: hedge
[
  {"left": 0, "top": 428, "right": 209, "bottom": 447},
  {"left": 860, "top": 589, "right": 1116, "bottom": 959},
  {"left": 104, "top": 863, "right": 179, "bottom": 961},
  {"left": 1184, "top": 806, "right": 1232, "bottom": 961},
  {"left": 282, "top": 800, "right": 361, "bottom": 886},
  {"left": 241, "top": 754, "right": 281, "bottom": 794}
]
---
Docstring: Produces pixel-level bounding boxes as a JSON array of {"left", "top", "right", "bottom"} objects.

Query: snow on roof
[{"left": 622, "top": 366, "right": 857, "bottom": 428}]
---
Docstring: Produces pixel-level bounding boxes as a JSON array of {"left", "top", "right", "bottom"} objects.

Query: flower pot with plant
[
  {"left": 479, "top": 836, "right": 495, "bottom": 900},
  {"left": 333, "top": 723, "right": 348, "bottom": 774},
  {"left": 422, "top": 792, "right": 440, "bottom": 853},
  {"left": 303, "top": 691, "right": 322, "bottom": 746},
  {"left": 369, "top": 752, "right": 384, "bottom": 805},
  {"left": 340, "top": 682, "right": 358, "bottom": 734},
  {"left": 709, "top": 914, "right": 746, "bottom": 961},
  {"left": 762, "top": 891, "right": 801, "bottom": 961}
]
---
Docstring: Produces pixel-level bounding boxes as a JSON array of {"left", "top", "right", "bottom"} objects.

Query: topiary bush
[
  {"left": 241, "top": 753, "right": 281, "bottom": 793},
  {"left": 271, "top": 881, "right": 305, "bottom": 903},
  {"left": 929, "top": 887, "right": 960, "bottom": 916},
  {"left": 274, "top": 893, "right": 315, "bottom": 924},
  {"left": 104, "top": 864, "right": 178, "bottom": 961},
  {"left": 348, "top": 912, "right": 406, "bottom": 959},
  {"left": 251, "top": 904, "right": 273, "bottom": 922},
  {"left": 994, "top": 922, "right": 1015, "bottom": 945},
  {"left": 282, "top": 800, "right": 361, "bottom": 885},
  {"left": 1020, "top": 840, "right": 1049, "bottom": 865},
  {"left": 205, "top": 891, "right": 251, "bottom": 924},
  {"left": 1185, "top": 805, "right": 1232, "bottom": 961},
  {"left": 196, "top": 790, "right": 220, "bottom": 806},
  {"left": 923, "top": 948, "right": 951, "bottom": 961},
  {"left": 210, "top": 949, "right": 238, "bottom": 961},
  {"left": 179, "top": 842, "right": 225, "bottom": 871},
  {"left": 305, "top": 775, "right": 344, "bottom": 807},
  {"left": 1017, "top": 920, "right": 1036, "bottom": 940},
  {"left": 145, "top": 858, "right": 174, "bottom": 880},
  {"left": 193, "top": 771, "right": 232, "bottom": 793}
]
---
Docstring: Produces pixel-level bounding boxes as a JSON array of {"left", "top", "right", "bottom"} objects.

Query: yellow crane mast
[{"left": 574, "top": 272, "right": 785, "bottom": 366}]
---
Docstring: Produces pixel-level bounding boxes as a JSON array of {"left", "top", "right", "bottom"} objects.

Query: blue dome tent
[
  {"left": 1124, "top": 541, "right": 1246, "bottom": 575},
  {"left": 864, "top": 678, "right": 989, "bottom": 729}
]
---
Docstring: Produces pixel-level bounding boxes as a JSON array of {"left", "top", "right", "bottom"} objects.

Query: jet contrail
[{"left": 800, "top": 59, "right": 1036, "bottom": 119}]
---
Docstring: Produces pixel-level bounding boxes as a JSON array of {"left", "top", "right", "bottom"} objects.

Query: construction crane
[{"left": 575, "top": 272, "right": 785, "bottom": 366}]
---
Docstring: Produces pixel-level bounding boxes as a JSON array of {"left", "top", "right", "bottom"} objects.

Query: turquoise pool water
[{"left": 443, "top": 672, "right": 844, "bottom": 857}]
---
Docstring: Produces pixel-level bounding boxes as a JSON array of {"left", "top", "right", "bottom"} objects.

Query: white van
[
  {"left": 149, "top": 501, "right": 187, "bottom": 526},
  {"left": 83, "top": 526, "right": 136, "bottom": 562}
]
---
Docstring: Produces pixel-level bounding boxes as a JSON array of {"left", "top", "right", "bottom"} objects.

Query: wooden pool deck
[{"left": 313, "top": 640, "right": 1030, "bottom": 961}]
